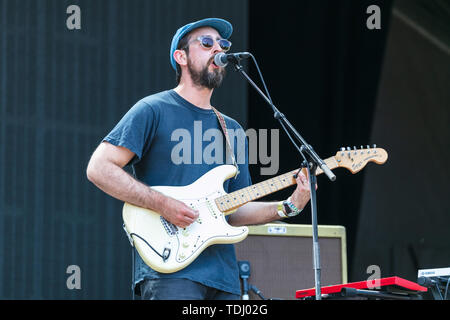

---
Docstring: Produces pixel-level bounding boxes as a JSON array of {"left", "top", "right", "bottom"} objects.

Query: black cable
[
  {"left": 444, "top": 277, "right": 450, "bottom": 300},
  {"left": 129, "top": 232, "right": 167, "bottom": 260},
  {"left": 247, "top": 54, "right": 309, "bottom": 166},
  {"left": 435, "top": 282, "right": 444, "bottom": 300},
  {"left": 249, "top": 53, "right": 273, "bottom": 105},
  {"left": 131, "top": 247, "right": 135, "bottom": 300}
]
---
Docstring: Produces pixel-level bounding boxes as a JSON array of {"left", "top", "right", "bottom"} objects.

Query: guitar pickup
[
  {"left": 160, "top": 216, "right": 178, "bottom": 236},
  {"left": 206, "top": 201, "right": 218, "bottom": 219}
]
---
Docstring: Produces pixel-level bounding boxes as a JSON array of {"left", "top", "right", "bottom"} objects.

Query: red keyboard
[{"left": 296, "top": 276, "right": 427, "bottom": 299}]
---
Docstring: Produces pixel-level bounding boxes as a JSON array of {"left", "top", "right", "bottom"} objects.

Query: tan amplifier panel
[{"left": 234, "top": 223, "right": 347, "bottom": 300}]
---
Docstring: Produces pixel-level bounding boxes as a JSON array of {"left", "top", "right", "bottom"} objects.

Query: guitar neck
[{"left": 215, "top": 156, "right": 338, "bottom": 213}]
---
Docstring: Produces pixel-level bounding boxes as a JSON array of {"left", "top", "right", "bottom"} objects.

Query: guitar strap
[{"left": 211, "top": 107, "right": 240, "bottom": 178}]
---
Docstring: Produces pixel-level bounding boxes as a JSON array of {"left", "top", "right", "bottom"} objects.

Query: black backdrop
[
  {"left": 1, "top": 0, "right": 449, "bottom": 299},
  {"left": 248, "top": 0, "right": 450, "bottom": 285},
  {"left": 247, "top": 0, "right": 393, "bottom": 280},
  {"left": 352, "top": 1, "right": 450, "bottom": 283}
]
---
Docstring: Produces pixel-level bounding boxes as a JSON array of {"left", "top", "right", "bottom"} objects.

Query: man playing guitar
[{"left": 86, "top": 18, "right": 312, "bottom": 300}]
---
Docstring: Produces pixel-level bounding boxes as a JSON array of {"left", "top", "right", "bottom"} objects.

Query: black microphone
[
  {"left": 418, "top": 276, "right": 434, "bottom": 287},
  {"left": 249, "top": 284, "right": 267, "bottom": 300},
  {"left": 214, "top": 52, "right": 251, "bottom": 67}
]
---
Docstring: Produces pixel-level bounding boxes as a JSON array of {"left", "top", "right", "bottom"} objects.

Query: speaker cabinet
[{"left": 234, "top": 223, "right": 347, "bottom": 300}]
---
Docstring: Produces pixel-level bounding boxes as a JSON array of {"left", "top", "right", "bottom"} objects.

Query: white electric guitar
[{"left": 123, "top": 146, "right": 388, "bottom": 273}]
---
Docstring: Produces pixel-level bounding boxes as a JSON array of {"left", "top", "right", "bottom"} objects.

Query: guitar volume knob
[{"left": 182, "top": 229, "right": 189, "bottom": 237}]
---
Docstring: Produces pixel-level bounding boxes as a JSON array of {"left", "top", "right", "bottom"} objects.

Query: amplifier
[{"left": 234, "top": 222, "right": 347, "bottom": 300}]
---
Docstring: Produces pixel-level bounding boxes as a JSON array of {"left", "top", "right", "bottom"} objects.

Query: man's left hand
[{"left": 289, "top": 171, "right": 318, "bottom": 210}]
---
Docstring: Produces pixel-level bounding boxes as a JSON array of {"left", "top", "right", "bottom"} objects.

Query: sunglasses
[{"left": 191, "top": 35, "right": 232, "bottom": 52}]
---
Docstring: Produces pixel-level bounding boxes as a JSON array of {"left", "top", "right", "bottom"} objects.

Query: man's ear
[{"left": 173, "top": 49, "right": 187, "bottom": 67}]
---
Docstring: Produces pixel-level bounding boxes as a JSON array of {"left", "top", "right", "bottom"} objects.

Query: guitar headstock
[{"left": 335, "top": 145, "right": 388, "bottom": 174}]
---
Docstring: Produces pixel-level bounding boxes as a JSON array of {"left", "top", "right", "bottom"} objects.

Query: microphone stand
[
  {"left": 230, "top": 56, "right": 336, "bottom": 300},
  {"left": 241, "top": 276, "right": 250, "bottom": 300}
]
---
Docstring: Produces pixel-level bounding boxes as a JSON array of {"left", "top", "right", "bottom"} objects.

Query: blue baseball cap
[{"left": 170, "top": 18, "right": 233, "bottom": 71}]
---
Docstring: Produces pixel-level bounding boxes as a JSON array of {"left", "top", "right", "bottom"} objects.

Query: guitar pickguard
[{"left": 174, "top": 196, "right": 247, "bottom": 263}]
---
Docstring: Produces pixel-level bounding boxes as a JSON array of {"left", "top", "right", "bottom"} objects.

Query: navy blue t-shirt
[{"left": 103, "top": 89, "right": 252, "bottom": 295}]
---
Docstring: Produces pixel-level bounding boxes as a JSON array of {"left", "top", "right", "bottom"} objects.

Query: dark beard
[{"left": 187, "top": 58, "right": 226, "bottom": 89}]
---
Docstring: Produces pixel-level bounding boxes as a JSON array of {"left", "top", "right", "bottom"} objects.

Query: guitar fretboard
[{"left": 214, "top": 157, "right": 338, "bottom": 213}]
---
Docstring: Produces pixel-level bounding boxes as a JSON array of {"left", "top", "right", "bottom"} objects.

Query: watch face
[{"left": 283, "top": 202, "right": 292, "bottom": 214}]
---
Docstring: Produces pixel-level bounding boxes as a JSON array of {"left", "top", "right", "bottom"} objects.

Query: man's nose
[{"left": 211, "top": 40, "right": 223, "bottom": 54}]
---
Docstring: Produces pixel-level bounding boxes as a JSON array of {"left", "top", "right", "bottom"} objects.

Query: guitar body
[{"left": 122, "top": 165, "right": 249, "bottom": 274}]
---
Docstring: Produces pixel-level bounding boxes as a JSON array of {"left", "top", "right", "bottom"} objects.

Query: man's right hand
[
  {"left": 87, "top": 142, "right": 199, "bottom": 229},
  {"left": 159, "top": 197, "right": 199, "bottom": 229}
]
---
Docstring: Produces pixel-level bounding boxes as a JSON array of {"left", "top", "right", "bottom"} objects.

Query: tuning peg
[
  {"left": 360, "top": 145, "right": 364, "bottom": 149},
  {"left": 340, "top": 147, "right": 346, "bottom": 151},
  {"left": 345, "top": 147, "right": 353, "bottom": 159},
  {"left": 372, "top": 144, "right": 377, "bottom": 148}
]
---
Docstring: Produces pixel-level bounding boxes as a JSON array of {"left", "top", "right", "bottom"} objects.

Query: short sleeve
[{"left": 103, "top": 100, "right": 159, "bottom": 165}]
